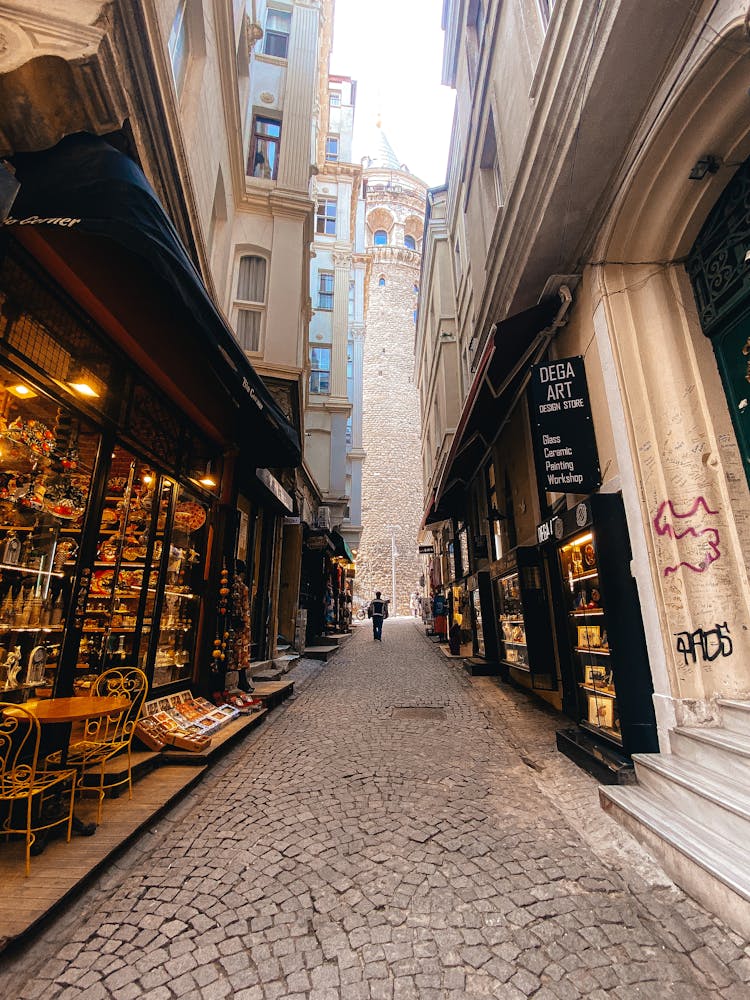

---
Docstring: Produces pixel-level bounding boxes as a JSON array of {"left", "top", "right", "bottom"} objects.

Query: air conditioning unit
[{"left": 317, "top": 506, "right": 332, "bottom": 530}]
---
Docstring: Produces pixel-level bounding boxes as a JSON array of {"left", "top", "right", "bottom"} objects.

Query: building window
[
  {"left": 373, "top": 230, "right": 388, "bottom": 246},
  {"left": 378, "top": 276, "right": 386, "bottom": 288},
  {"left": 249, "top": 116, "right": 281, "bottom": 179},
  {"left": 316, "top": 198, "right": 337, "bottom": 236},
  {"left": 325, "top": 136, "right": 339, "bottom": 162},
  {"left": 318, "top": 272, "right": 334, "bottom": 310},
  {"left": 263, "top": 7, "right": 291, "bottom": 58},
  {"left": 329, "top": 91, "right": 341, "bottom": 107},
  {"left": 480, "top": 111, "right": 502, "bottom": 214},
  {"left": 310, "top": 347, "right": 331, "bottom": 395},
  {"left": 168, "top": 0, "right": 189, "bottom": 94},
  {"left": 233, "top": 254, "right": 267, "bottom": 352},
  {"left": 404, "top": 234, "right": 416, "bottom": 250}
]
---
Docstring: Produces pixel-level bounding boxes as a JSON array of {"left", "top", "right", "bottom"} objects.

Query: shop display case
[
  {"left": 542, "top": 494, "right": 658, "bottom": 760},
  {"left": 558, "top": 530, "right": 621, "bottom": 743},
  {"left": 492, "top": 548, "right": 556, "bottom": 686},
  {"left": 496, "top": 570, "right": 530, "bottom": 670},
  {"left": 151, "top": 485, "right": 209, "bottom": 688},
  {"left": 78, "top": 446, "right": 210, "bottom": 692},
  {"left": 0, "top": 378, "right": 99, "bottom": 700}
]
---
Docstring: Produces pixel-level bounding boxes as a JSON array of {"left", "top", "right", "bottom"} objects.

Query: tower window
[
  {"left": 378, "top": 276, "right": 386, "bottom": 288},
  {"left": 373, "top": 230, "right": 388, "bottom": 246},
  {"left": 404, "top": 235, "right": 416, "bottom": 250}
]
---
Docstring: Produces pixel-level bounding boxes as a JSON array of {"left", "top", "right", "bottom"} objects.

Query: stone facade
[{"left": 357, "top": 150, "right": 426, "bottom": 615}]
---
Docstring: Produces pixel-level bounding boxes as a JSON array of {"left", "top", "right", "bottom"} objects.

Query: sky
[{"left": 329, "top": 0, "right": 456, "bottom": 187}]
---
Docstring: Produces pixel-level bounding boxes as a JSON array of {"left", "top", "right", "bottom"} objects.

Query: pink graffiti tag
[{"left": 653, "top": 497, "right": 720, "bottom": 576}]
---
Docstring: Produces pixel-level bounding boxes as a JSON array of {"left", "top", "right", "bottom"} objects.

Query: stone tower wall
[{"left": 358, "top": 237, "right": 424, "bottom": 616}]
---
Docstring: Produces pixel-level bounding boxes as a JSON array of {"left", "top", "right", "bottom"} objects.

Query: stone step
[
  {"left": 718, "top": 699, "right": 750, "bottom": 738},
  {"left": 304, "top": 644, "right": 339, "bottom": 661},
  {"left": 670, "top": 725, "right": 750, "bottom": 782},
  {"left": 633, "top": 752, "right": 750, "bottom": 853},
  {"left": 274, "top": 653, "right": 300, "bottom": 674},
  {"left": 600, "top": 784, "right": 750, "bottom": 938}
]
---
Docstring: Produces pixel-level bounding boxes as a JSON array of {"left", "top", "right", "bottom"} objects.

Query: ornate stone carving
[
  {"left": 260, "top": 91, "right": 275, "bottom": 104},
  {"left": 0, "top": 4, "right": 127, "bottom": 156}
]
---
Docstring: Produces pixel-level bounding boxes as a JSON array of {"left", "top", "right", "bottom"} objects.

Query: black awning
[
  {"left": 434, "top": 294, "right": 562, "bottom": 504},
  {"left": 330, "top": 530, "right": 355, "bottom": 562},
  {"left": 6, "top": 133, "right": 300, "bottom": 467}
]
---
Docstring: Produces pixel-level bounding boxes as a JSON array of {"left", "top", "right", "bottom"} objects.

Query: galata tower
[{"left": 357, "top": 124, "right": 426, "bottom": 616}]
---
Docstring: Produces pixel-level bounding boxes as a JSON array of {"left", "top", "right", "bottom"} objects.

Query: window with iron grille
[
  {"left": 233, "top": 255, "right": 267, "bottom": 352},
  {"left": 316, "top": 198, "right": 337, "bottom": 236},
  {"left": 318, "top": 272, "right": 334, "bottom": 310},
  {"left": 310, "top": 347, "right": 331, "bottom": 395}
]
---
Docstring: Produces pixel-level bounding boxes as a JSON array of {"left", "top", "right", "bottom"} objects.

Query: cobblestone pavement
[{"left": 1, "top": 618, "right": 749, "bottom": 999}]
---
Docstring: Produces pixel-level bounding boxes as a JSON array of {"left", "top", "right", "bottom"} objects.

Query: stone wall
[{"left": 358, "top": 247, "right": 424, "bottom": 616}]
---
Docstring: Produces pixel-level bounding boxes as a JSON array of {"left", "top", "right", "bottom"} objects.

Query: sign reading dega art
[{"left": 529, "top": 356, "right": 601, "bottom": 494}]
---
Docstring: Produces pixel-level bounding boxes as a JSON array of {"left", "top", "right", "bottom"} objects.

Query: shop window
[
  {"left": 316, "top": 198, "right": 337, "bottom": 236},
  {"left": 325, "top": 136, "right": 340, "bottom": 162},
  {"left": 318, "top": 271, "right": 334, "bottom": 310},
  {"left": 263, "top": 7, "right": 291, "bottom": 58},
  {"left": 168, "top": 0, "right": 190, "bottom": 94},
  {"left": 310, "top": 347, "right": 331, "bottom": 395},
  {"left": 404, "top": 234, "right": 416, "bottom": 250},
  {"left": 248, "top": 116, "right": 281, "bottom": 179},
  {"left": 0, "top": 372, "right": 100, "bottom": 698},
  {"left": 233, "top": 254, "right": 267, "bottom": 352},
  {"left": 373, "top": 230, "right": 388, "bottom": 246}
]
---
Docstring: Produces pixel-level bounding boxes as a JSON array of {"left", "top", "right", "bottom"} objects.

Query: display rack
[{"left": 558, "top": 530, "right": 622, "bottom": 744}]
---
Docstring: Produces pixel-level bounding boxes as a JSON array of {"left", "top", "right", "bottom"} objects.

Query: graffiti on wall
[
  {"left": 653, "top": 497, "right": 720, "bottom": 576},
  {"left": 674, "top": 622, "right": 733, "bottom": 665}
]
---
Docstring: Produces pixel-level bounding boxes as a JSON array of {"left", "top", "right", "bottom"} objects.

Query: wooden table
[{"left": 19, "top": 696, "right": 130, "bottom": 728}]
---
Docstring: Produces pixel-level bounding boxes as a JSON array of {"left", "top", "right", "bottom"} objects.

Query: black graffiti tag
[{"left": 674, "top": 622, "right": 733, "bottom": 665}]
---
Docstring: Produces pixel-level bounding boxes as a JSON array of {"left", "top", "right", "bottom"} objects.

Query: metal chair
[
  {"left": 49, "top": 667, "right": 148, "bottom": 824},
  {"left": 0, "top": 703, "right": 77, "bottom": 875}
]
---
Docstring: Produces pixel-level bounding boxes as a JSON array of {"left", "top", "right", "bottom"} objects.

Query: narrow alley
[{"left": 1, "top": 619, "right": 747, "bottom": 999}]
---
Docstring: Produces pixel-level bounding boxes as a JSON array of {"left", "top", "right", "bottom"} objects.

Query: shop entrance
[{"left": 688, "top": 156, "right": 750, "bottom": 490}]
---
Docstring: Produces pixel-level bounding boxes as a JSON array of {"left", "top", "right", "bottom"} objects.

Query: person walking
[{"left": 367, "top": 590, "right": 388, "bottom": 641}]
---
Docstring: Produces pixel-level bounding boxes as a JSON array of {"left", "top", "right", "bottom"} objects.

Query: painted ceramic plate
[
  {"left": 91, "top": 570, "right": 114, "bottom": 595},
  {"left": 174, "top": 500, "right": 207, "bottom": 533}
]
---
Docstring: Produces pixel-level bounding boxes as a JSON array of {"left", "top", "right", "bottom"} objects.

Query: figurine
[{"left": 4, "top": 645, "right": 22, "bottom": 689}]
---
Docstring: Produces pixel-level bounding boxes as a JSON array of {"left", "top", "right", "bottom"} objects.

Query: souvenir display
[
  {"left": 558, "top": 531, "right": 621, "bottom": 742},
  {"left": 496, "top": 569, "right": 530, "bottom": 671},
  {"left": 0, "top": 381, "right": 99, "bottom": 699}
]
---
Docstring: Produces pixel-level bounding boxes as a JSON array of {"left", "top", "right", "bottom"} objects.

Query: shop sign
[
  {"left": 536, "top": 516, "right": 564, "bottom": 546},
  {"left": 529, "top": 356, "right": 601, "bottom": 494},
  {"left": 256, "top": 467, "right": 293, "bottom": 512},
  {"left": 418, "top": 544, "right": 434, "bottom": 554},
  {"left": 284, "top": 516, "right": 301, "bottom": 525}
]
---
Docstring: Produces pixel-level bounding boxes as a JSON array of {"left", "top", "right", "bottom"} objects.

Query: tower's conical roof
[{"left": 362, "top": 117, "right": 404, "bottom": 171}]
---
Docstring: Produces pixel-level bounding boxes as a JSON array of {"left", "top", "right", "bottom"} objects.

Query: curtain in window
[
  {"left": 237, "top": 256, "right": 266, "bottom": 303},
  {"left": 236, "top": 309, "right": 261, "bottom": 352}
]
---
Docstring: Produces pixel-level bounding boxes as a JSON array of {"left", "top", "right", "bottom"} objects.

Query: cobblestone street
[{"left": 1, "top": 619, "right": 748, "bottom": 999}]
